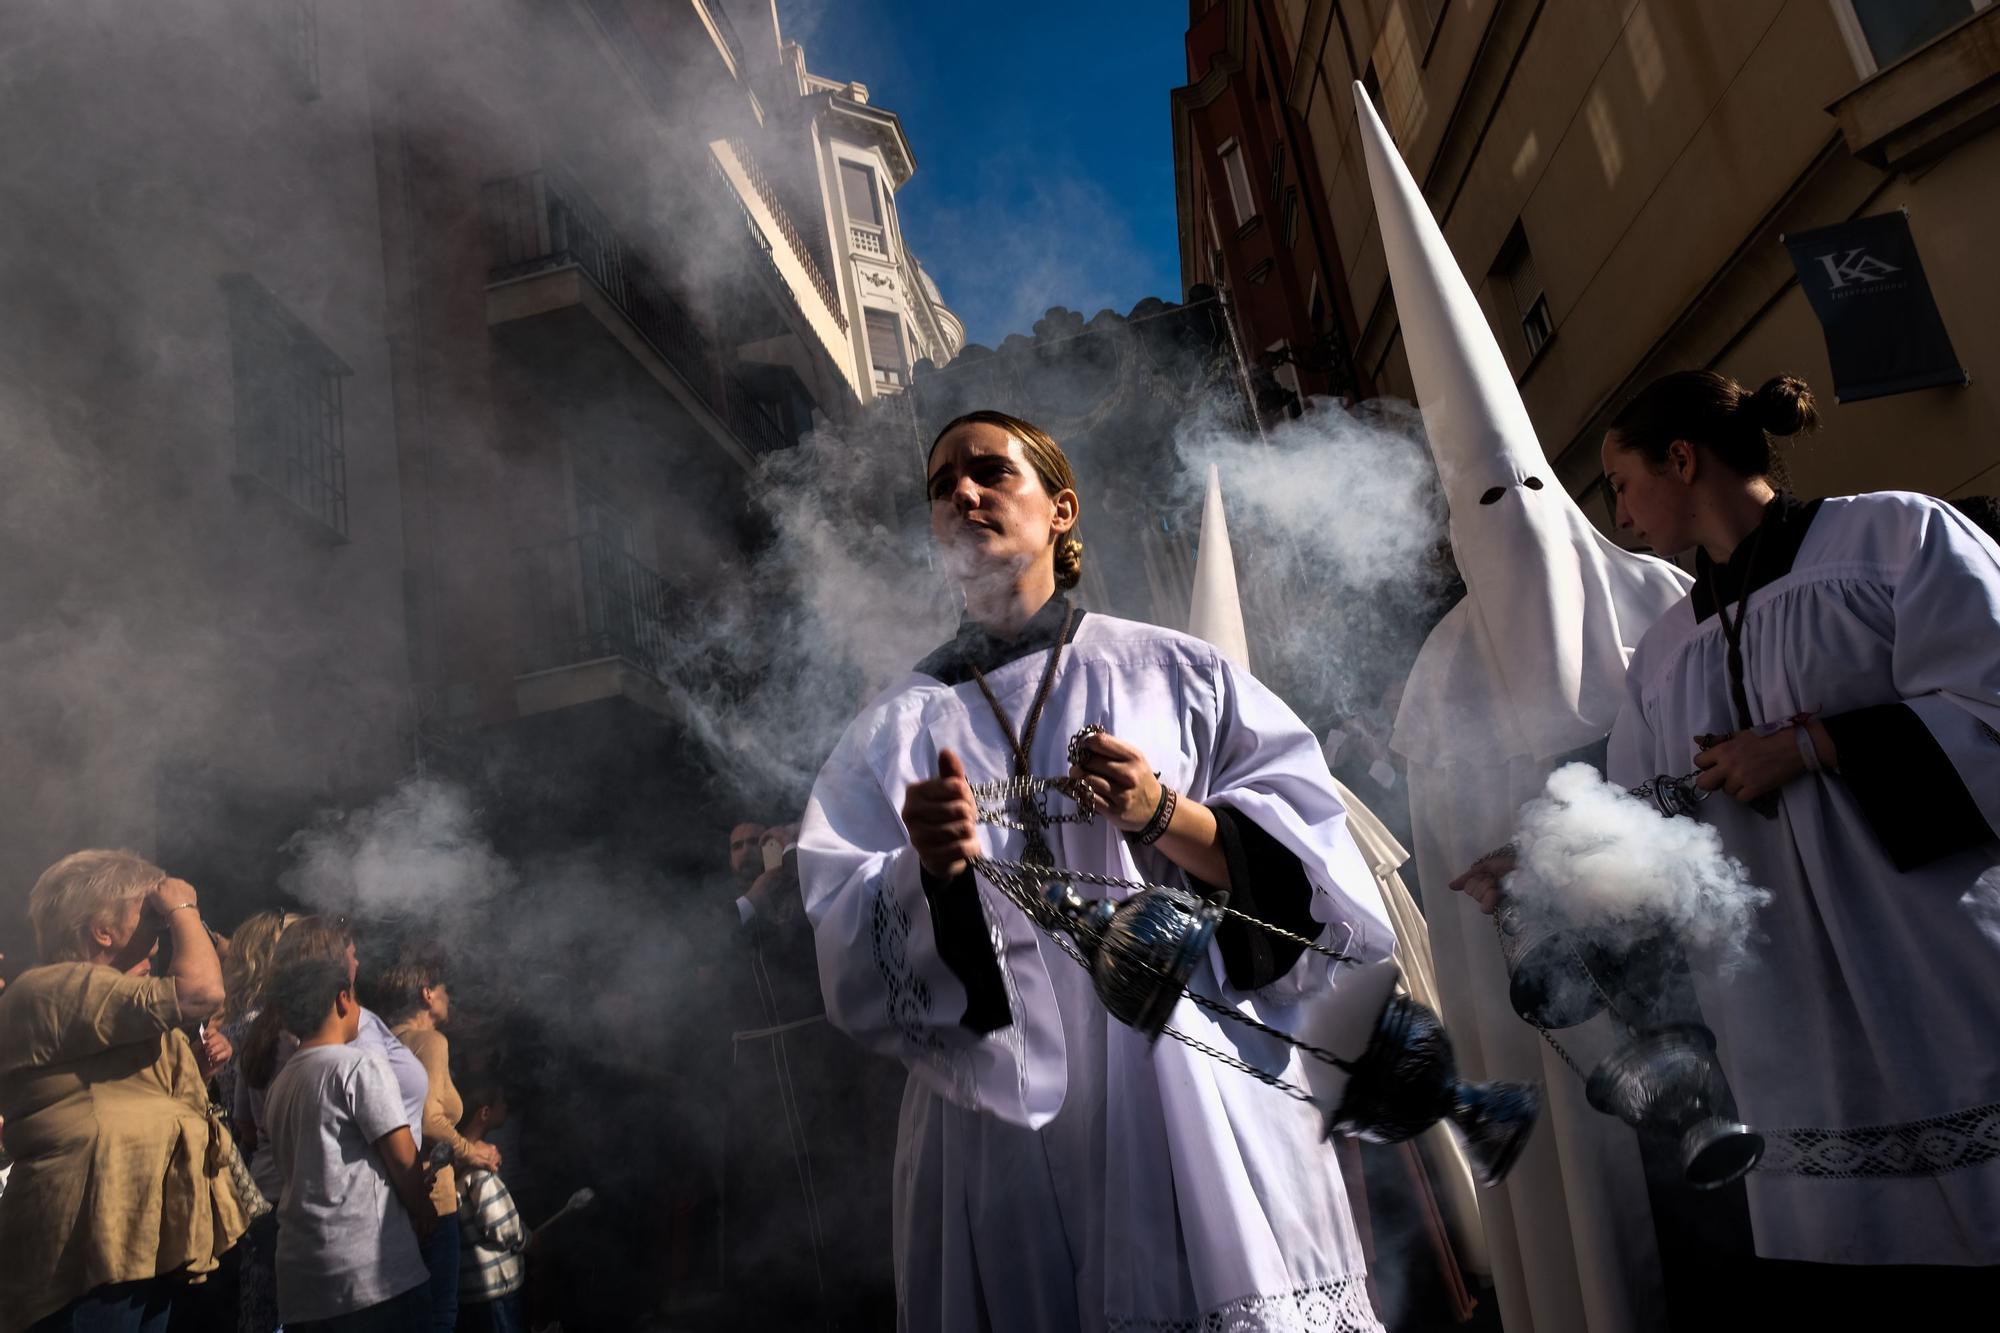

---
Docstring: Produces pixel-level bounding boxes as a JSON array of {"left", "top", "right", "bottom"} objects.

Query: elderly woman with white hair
[{"left": 0, "top": 849, "right": 248, "bottom": 1333}]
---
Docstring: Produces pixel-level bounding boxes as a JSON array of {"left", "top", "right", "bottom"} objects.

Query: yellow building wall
[{"left": 1289, "top": 0, "right": 2000, "bottom": 524}]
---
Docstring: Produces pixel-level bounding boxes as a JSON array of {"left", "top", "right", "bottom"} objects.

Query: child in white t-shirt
[{"left": 265, "top": 956, "right": 437, "bottom": 1332}]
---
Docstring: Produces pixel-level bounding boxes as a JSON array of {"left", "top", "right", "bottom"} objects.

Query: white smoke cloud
[
  {"left": 281, "top": 776, "right": 512, "bottom": 920},
  {"left": 1505, "top": 762, "right": 1770, "bottom": 964},
  {"left": 1176, "top": 395, "right": 1450, "bottom": 720}
]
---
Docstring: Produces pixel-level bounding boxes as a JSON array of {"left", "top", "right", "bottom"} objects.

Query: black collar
[
  {"left": 1690, "top": 493, "right": 1824, "bottom": 622},
  {"left": 915, "top": 595, "right": 1085, "bottom": 686}
]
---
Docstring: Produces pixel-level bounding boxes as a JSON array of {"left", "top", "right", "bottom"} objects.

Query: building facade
[
  {"left": 1292, "top": 0, "right": 1999, "bottom": 518},
  {"left": 1188, "top": 0, "right": 2000, "bottom": 526},
  {"left": 1175, "top": 0, "right": 1372, "bottom": 415},
  {"left": 0, "top": 0, "right": 962, "bottom": 934}
]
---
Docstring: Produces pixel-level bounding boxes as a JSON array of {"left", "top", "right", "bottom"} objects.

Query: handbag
[{"left": 206, "top": 1099, "right": 272, "bottom": 1222}]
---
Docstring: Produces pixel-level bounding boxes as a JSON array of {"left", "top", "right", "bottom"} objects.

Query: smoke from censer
[
  {"left": 1175, "top": 395, "right": 1454, "bottom": 724},
  {"left": 1505, "top": 762, "right": 1771, "bottom": 967}
]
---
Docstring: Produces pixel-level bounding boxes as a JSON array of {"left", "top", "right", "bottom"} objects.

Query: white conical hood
[
  {"left": 1188, "top": 463, "right": 1252, "bottom": 669},
  {"left": 1352, "top": 84, "right": 1690, "bottom": 766}
]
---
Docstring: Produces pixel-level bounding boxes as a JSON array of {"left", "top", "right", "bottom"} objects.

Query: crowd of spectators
[
  {"left": 0, "top": 852, "right": 587, "bottom": 1333},
  {"left": 0, "top": 819, "right": 906, "bottom": 1333}
]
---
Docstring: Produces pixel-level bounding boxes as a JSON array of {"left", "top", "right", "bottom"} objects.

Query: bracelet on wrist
[
  {"left": 166, "top": 902, "right": 200, "bottom": 917},
  {"left": 1131, "top": 785, "right": 1179, "bottom": 847},
  {"left": 1790, "top": 711, "right": 1823, "bottom": 775}
]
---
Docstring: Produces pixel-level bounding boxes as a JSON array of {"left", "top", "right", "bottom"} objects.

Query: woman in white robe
[
  {"left": 800, "top": 410, "right": 1398, "bottom": 1333},
  {"left": 1595, "top": 370, "right": 2000, "bottom": 1314}
]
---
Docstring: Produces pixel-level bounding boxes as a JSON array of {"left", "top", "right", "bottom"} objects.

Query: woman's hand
[
  {"left": 144, "top": 877, "right": 196, "bottom": 926},
  {"left": 1449, "top": 848, "right": 1515, "bottom": 916},
  {"left": 1067, "top": 730, "right": 1163, "bottom": 834},
  {"left": 901, "top": 749, "right": 981, "bottom": 880},
  {"left": 1693, "top": 727, "right": 1810, "bottom": 803},
  {"left": 196, "top": 1025, "right": 233, "bottom": 1077},
  {"left": 458, "top": 1139, "right": 502, "bottom": 1172}
]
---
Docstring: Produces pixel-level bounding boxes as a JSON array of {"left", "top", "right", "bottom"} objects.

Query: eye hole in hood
[{"left": 1479, "top": 477, "right": 1547, "bottom": 505}]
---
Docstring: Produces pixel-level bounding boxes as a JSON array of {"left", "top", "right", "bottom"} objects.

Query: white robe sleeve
[
  {"left": 1866, "top": 499, "right": 2000, "bottom": 828},
  {"left": 799, "top": 689, "right": 1055, "bottom": 1125},
  {"left": 1606, "top": 659, "right": 1659, "bottom": 791},
  {"left": 1201, "top": 654, "right": 1398, "bottom": 1002}
]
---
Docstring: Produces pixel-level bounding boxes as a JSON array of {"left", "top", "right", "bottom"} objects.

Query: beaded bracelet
[{"left": 1132, "top": 785, "right": 1179, "bottom": 846}]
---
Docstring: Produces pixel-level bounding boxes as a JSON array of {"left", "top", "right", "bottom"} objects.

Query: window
[
  {"left": 1217, "top": 139, "right": 1258, "bottom": 227},
  {"left": 1489, "top": 223, "right": 1553, "bottom": 365},
  {"left": 576, "top": 481, "right": 635, "bottom": 553},
  {"left": 1831, "top": 0, "right": 1986, "bottom": 74},
  {"left": 1369, "top": 5, "right": 1428, "bottom": 142},
  {"left": 223, "top": 275, "right": 351, "bottom": 537},
  {"left": 865, "top": 309, "right": 907, "bottom": 386},
  {"left": 1308, "top": 274, "right": 1327, "bottom": 332},
  {"left": 839, "top": 160, "right": 881, "bottom": 227},
  {"left": 1284, "top": 187, "right": 1299, "bottom": 247}
]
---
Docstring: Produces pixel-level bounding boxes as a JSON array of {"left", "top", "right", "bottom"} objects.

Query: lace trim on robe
[
  {"left": 1761, "top": 1099, "right": 2000, "bottom": 1179},
  {"left": 1106, "top": 1274, "right": 1384, "bottom": 1333},
  {"left": 986, "top": 904, "right": 1031, "bottom": 1113},
  {"left": 869, "top": 875, "right": 976, "bottom": 1105}
]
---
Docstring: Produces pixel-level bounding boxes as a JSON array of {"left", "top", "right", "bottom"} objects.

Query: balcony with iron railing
[
  {"left": 513, "top": 531, "right": 680, "bottom": 710},
  {"left": 720, "top": 138, "right": 845, "bottom": 332},
  {"left": 709, "top": 139, "right": 858, "bottom": 387},
  {"left": 695, "top": 0, "right": 745, "bottom": 75},
  {"left": 481, "top": 168, "right": 792, "bottom": 463}
]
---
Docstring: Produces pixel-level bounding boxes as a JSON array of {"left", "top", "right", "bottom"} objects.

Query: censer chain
[
  {"left": 973, "top": 857, "right": 1359, "bottom": 965},
  {"left": 971, "top": 856, "right": 1342, "bottom": 1103}
]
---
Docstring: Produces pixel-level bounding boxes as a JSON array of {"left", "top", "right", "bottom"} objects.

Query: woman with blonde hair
[
  {"left": 216, "top": 907, "right": 296, "bottom": 1333},
  {"left": 0, "top": 849, "right": 247, "bottom": 1332},
  {"left": 802, "top": 411, "right": 1398, "bottom": 1330}
]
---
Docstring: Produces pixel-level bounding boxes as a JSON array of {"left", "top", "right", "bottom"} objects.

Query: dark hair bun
[
  {"left": 1745, "top": 375, "right": 1819, "bottom": 438},
  {"left": 1054, "top": 534, "right": 1084, "bottom": 591}
]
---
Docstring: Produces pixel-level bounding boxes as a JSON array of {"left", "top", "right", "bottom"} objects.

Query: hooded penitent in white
[
  {"left": 1185, "top": 462, "right": 1488, "bottom": 1283},
  {"left": 1355, "top": 83, "right": 1689, "bottom": 1333},
  {"left": 1188, "top": 463, "right": 1252, "bottom": 668}
]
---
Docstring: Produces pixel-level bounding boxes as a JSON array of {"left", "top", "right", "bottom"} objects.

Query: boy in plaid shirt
[{"left": 454, "top": 1075, "right": 527, "bottom": 1333}]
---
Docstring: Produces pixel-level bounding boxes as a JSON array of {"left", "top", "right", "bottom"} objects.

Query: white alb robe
[
  {"left": 1608, "top": 492, "right": 2000, "bottom": 1265},
  {"left": 801, "top": 614, "right": 1397, "bottom": 1332}
]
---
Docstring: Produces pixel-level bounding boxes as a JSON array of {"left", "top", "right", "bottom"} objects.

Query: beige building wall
[{"left": 1283, "top": 0, "right": 2000, "bottom": 533}]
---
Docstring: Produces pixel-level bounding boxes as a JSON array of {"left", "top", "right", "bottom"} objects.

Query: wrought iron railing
[
  {"left": 481, "top": 168, "right": 794, "bottom": 456},
  {"left": 698, "top": 0, "right": 746, "bottom": 71},
  {"left": 514, "top": 532, "right": 678, "bottom": 680},
  {"left": 721, "top": 138, "right": 847, "bottom": 332}
]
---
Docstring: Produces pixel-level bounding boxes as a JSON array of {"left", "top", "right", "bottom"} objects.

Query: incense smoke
[
  {"left": 637, "top": 418, "right": 955, "bottom": 807},
  {"left": 282, "top": 777, "right": 512, "bottom": 920},
  {"left": 1505, "top": 762, "right": 1770, "bottom": 965},
  {"left": 1176, "top": 395, "right": 1452, "bottom": 721}
]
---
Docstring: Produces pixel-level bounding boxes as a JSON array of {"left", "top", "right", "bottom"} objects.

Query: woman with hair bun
[
  {"left": 801, "top": 410, "right": 1399, "bottom": 1331},
  {"left": 1596, "top": 370, "right": 2000, "bottom": 1310}
]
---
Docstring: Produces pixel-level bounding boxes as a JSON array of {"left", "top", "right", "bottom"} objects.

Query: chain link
[
  {"left": 970, "top": 855, "right": 1336, "bottom": 1102},
  {"left": 1160, "top": 1024, "right": 1318, "bottom": 1102},
  {"left": 973, "top": 857, "right": 1358, "bottom": 963}
]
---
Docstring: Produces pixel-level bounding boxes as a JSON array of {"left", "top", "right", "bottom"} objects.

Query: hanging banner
[{"left": 1783, "top": 211, "right": 1967, "bottom": 403}]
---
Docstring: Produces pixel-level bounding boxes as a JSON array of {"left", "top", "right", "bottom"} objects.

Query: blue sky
[{"left": 775, "top": 0, "right": 1189, "bottom": 350}]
